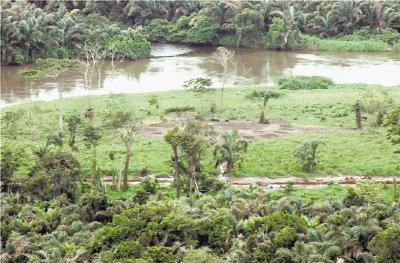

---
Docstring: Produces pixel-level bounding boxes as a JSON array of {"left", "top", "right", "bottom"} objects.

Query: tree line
[{"left": 2, "top": 0, "right": 400, "bottom": 64}]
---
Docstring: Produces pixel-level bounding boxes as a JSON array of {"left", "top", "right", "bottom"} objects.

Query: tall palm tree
[{"left": 214, "top": 130, "right": 248, "bottom": 173}]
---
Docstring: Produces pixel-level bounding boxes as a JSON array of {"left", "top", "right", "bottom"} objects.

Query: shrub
[
  {"left": 276, "top": 76, "right": 334, "bottom": 90},
  {"left": 368, "top": 227, "right": 400, "bottom": 262},
  {"left": 164, "top": 106, "right": 195, "bottom": 114},
  {"left": 293, "top": 141, "right": 324, "bottom": 172}
]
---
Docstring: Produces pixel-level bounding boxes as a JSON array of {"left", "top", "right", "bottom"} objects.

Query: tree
[
  {"left": 246, "top": 90, "right": 281, "bottom": 124},
  {"left": 293, "top": 141, "right": 324, "bottom": 172},
  {"left": 165, "top": 120, "right": 214, "bottom": 196},
  {"left": 212, "top": 47, "right": 235, "bottom": 109},
  {"left": 105, "top": 110, "right": 137, "bottom": 191},
  {"left": 35, "top": 58, "right": 80, "bottom": 131},
  {"left": 66, "top": 114, "right": 82, "bottom": 153},
  {"left": 83, "top": 125, "right": 102, "bottom": 186},
  {"left": 235, "top": 8, "right": 264, "bottom": 47},
  {"left": 354, "top": 100, "right": 363, "bottom": 129},
  {"left": 214, "top": 130, "right": 249, "bottom": 173},
  {"left": 266, "top": 14, "right": 303, "bottom": 50},
  {"left": 360, "top": 90, "right": 394, "bottom": 126},
  {"left": 384, "top": 107, "right": 400, "bottom": 155},
  {"left": 369, "top": 227, "right": 400, "bottom": 262},
  {"left": 164, "top": 126, "right": 183, "bottom": 198},
  {"left": 187, "top": 16, "right": 220, "bottom": 44}
]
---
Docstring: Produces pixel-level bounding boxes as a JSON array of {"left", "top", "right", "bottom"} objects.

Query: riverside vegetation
[
  {"left": 2, "top": 0, "right": 400, "bottom": 65},
  {"left": 2, "top": 0, "right": 400, "bottom": 262}
]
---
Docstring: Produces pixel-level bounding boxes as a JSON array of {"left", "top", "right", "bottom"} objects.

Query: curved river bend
[{"left": 1, "top": 43, "right": 400, "bottom": 107}]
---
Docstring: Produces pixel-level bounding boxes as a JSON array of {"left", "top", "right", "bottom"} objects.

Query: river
[{"left": 1, "top": 43, "right": 400, "bottom": 108}]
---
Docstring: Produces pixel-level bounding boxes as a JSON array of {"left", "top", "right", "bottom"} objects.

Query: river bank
[{"left": 2, "top": 84, "right": 399, "bottom": 178}]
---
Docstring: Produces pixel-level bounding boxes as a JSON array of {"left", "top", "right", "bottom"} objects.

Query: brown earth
[{"left": 137, "top": 118, "right": 330, "bottom": 140}]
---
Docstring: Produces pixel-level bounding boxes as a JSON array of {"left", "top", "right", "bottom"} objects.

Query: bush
[
  {"left": 293, "top": 141, "right": 324, "bottom": 172},
  {"left": 164, "top": 106, "right": 195, "bottom": 114},
  {"left": 144, "top": 19, "right": 172, "bottom": 42},
  {"left": 276, "top": 76, "right": 334, "bottom": 90},
  {"left": 368, "top": 227, "right": 400, "bottom": 262},
  {"left": 187, "top": 16, "right": 220, "bottom": 44}
]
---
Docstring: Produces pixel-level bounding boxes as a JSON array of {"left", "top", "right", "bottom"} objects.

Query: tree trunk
[
  {"left": 123, "top": 149, "right": 132, "bottom": 191},
  {"left": 172, "top": 145, "right": 181, "bottom": 198},
  {"left": 355, "top": 101, "right": 363, "bottom": 129},
  {"left": 259, "top": 111, "right": 268, "bottom": 124},
  {"left": 376, "top": 111, "right": 384, "bottom": 127},
  {"left": 58, "top": 87, "right": 63, "bottom": 131},
  {"left": 236, "top": 31, "right": 242, "bottom": 47},
  {"left": 227, "top": 160, "right": 233, "bottom": 173}
]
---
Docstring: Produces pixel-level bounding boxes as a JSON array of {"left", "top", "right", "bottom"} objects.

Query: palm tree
[
  {"left": 327, "top": 1, "right": 363, "bottom": 35},
  {"left": 214, "top": 130, "right": 248, "bottom": 173},
  {"left": 246, "top": 90, "right": 281, "bottom": 124}
]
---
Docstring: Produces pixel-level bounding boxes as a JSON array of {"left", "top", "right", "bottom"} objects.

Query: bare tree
[
  {"left": 212, "top": 47, "right": 236, "bottom": 109},
  {"left": 79, "top": 42, "right": 107, "bottom": 108}
]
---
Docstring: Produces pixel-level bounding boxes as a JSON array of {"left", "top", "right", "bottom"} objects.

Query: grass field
[{"left": 2, "top": 83, "right": 399, "bottom": 178}]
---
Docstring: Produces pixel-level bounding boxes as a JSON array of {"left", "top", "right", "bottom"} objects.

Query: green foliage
[
  {"left": 28, "top": 152, "right": 81, "bottom": 201},
  {"left": 187, "top": 16, "right": 220, "bottom": 44},
  {"left": 293, "top": 141, "right": 324, "bottom": 172},
  {"left": 276, "top": 76, "right": 334, "bottom": 90},
  {"left": 145, "top": 19, "right": 172, "bottom": 42},
  {"left": 235, "top": 8, "right": 264, "bottom": 47},
  {"left": 165, "top": 106, "right": 195, "bottom": 115},
  {"left": 106, "top": 33, "right": 150, "bottom": 60},
  {"left": 214, "top": 130, "right": 248, "bottom": 173},
  {"left": 384, "top": 107, "right": 400, "bottom": 150},
  {"left": 184, "top": 77, "right": 213, "bottom": 93},
  {"left": 369, "top": 227, "right": 400, "bottom": 262}
]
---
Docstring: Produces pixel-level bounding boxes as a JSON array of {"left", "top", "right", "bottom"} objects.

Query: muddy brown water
[{"left": 2, "top": 43, "right": 400, "bottom": 107}]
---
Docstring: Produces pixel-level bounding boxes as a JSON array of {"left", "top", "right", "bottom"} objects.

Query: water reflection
[{"left": 1, "top": 45, "right": 400, "bottom": 107}]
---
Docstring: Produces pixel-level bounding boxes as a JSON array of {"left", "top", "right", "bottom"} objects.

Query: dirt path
[
  {"left": 102, "top": 175, "right": 400, "bottom": 189},
  {"left": 137, "top": 118, "right": 331, "bottom": 140}
]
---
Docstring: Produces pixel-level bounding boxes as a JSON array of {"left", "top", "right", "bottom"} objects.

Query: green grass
[
  {"left": 305, "top": 35, "right": 392, "bottom": 52},
  {"left": 2, "top": 84, "right": 399, "bottom": 178},
  {"left": 238, "top": 130, "right": 399, "bottom": 177},
  {"left": 270, "top": 182, "right": 398, "bottom": 204}
]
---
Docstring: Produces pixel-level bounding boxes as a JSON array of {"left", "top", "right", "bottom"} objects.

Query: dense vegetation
[
  {"left": 2, "top": 76, "right": 399, "bottom": 261},
  {"left": 2, "top": 1, "right": 400, "bottom": 262},
  {"left": 2, "top": 0, "right": 400, "bottom": 64}
]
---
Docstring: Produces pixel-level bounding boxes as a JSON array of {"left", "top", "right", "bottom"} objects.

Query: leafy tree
[
  {"left": 147, "top": 94, "right": 160, "bottom": 114},
  {"left": 165, "top": 120, "right": 214, "bottom": 196},
  {"left": 369, "top": 227, "right": 400, "bottom": 262},
  {"left": 164, "top": 126, "right": 183, "bottom": 198},
  {"left": 246, "top": 90, "right": 281, "bottom": 124},
  {"left": 293, "top": 141, "right": 324, "bottom": 172},
  {"left": 106, "top": 110, "right": 137, "bottom": 190},
  {"left": 187, "top": 16, "right": 220, "bottom": 44},
  {"left": 214, "top": 130, "right": 249, "bottom": 173},
  {"left": 235, "top": 8, "right": 264, "bottom": 47},
  {"left": 83, "top": 125, "right": 102, "bottom": 185},
  {"left": 66, "top": 114, "right": 82, "bottom": 153},
  {"left": 28, "top": 152, "right": 80, "bottom": 201},
  {"left": 384, "top": 107, "right": 400, "bottom": 153}
]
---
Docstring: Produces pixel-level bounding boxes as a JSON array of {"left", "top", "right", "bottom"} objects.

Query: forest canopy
[{"left": 1, "top": 0, "right": 400, "bottom": 64}]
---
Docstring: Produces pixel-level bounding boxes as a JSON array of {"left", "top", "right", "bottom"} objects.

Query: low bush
[{"left": 276, "top": 76, "right": 334, "bottom": 90}]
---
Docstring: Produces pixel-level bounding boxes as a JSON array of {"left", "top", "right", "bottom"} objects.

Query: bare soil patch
[{"left": 137, "top": 118, "right": 329, "bottom": 140}]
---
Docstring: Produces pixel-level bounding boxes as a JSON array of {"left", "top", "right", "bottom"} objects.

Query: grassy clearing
[
  {"left": 305, "top": 36, "right": 392, "bottom": 52},
  {"left": 2, "top": 83, "right": 399, "bottom": 178},
  {"left": 238, "top": 130, "right": 399, "bottom": 177}
]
